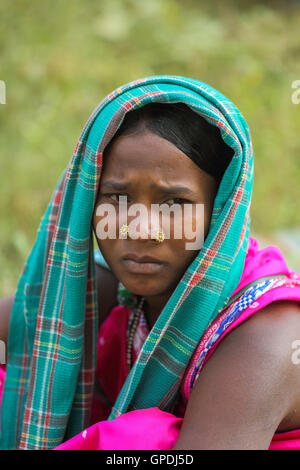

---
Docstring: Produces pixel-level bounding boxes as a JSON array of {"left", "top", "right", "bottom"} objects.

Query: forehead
[{"left": 101, "top": 131, "right": 206, "bottom": 182}]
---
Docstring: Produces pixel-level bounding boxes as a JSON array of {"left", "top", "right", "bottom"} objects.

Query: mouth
[{"left": 121, "top": 253, "right": 165, "bottom": 274}]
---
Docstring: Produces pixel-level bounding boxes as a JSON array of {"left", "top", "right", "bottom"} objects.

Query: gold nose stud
[
  {"left": 155, "top": 231, "right": 165, "bottom": 243},
  {"left": 119, "top": 224, "right": 129, "bottom": 238}
]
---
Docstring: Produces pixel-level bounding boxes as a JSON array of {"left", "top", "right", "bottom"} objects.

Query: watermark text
[
  {"left": 291, "top": 80, "right": 300, "bottom": 104},
  {"left": 0, "top": 340, "right": 6, "bottom": 364},
  {"left": 291, "top": 339, "right": 300, "bottom": 365},
  {"left": 94, "top": 197, "right": 205, "bottom": 250},
  {"left": 0, "top": 80, "right": 6, "bottom": 104}
]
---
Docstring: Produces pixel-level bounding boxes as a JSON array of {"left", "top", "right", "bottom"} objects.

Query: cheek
[
  {"left": 93, "top": 209, "right": 118, "bottom": 262},
  {"left": 178, "top": 204, "right": 208, "bottom": 240},
  {"left": 93, "top": 205, "right": 122, "bottom": 242},
  {"left": 167, "top": 239, "right": 198, "bottom": 284}
]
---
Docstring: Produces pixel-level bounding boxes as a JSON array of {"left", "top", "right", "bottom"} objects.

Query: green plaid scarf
[{"left": 0, "top": 76, "right": 253, "bottom": 449}]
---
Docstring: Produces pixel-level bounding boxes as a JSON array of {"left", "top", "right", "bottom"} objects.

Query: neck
[{"left": 142, "top": 292, "right": 172, "bottom": 330}]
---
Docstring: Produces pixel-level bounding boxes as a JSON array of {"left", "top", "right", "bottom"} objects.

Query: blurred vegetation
[{"left": 1, "top": 0, "right": 300, "bottom": 296}]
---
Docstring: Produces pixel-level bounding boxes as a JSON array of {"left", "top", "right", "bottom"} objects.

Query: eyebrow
[{"left": 100, "top": 180, "right": 196, "bottom": 196}]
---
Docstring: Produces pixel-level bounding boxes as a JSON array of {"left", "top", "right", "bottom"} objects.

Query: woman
[{"left": 0, "top": 75, "right": 300, "bottom": 450}]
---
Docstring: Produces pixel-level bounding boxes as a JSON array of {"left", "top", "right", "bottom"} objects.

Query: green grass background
[{"left": 1, "top": 0, "right": 300, "bottom": 297}]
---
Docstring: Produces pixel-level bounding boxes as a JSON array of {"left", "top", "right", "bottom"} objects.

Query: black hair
[{"left": 105, "top": 102, "right": 234, "bottom": 186}]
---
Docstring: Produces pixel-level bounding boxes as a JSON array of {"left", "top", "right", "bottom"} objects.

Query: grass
[{"left": 1, "top": 0, "right": 300, "bottom": 296}]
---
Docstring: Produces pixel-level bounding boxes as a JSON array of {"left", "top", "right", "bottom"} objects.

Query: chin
[{"left": 120, "top": 279, "right": 165, "bottom": 298}]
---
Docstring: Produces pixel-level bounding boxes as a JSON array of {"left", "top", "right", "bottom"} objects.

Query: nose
[
  {"left": 121, "top": 207, "right": 162, "bottom": 241},
  {"left": 131, "top": 212, "right": 159, "bottom": 241}
]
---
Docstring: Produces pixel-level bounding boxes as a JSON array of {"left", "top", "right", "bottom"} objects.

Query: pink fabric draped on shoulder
[
  {"left": 1, "top": 237, "right": 300, "bottom": 449},
  {"left": 179, "top": 236, "right": 300, "bottom": 410}
]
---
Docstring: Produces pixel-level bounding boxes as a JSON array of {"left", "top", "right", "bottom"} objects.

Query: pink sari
[{"left": 1, "top": 237, "right": 300, "bottom": 449}]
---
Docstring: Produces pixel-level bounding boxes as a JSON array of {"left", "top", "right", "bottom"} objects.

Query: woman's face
[{"left": 93, "top": 130, "right": 218, "bottom": 301}]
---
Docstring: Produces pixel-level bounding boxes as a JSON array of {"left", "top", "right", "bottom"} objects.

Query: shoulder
[
  {"left": 198, "top": 300, "right": 300, "bottom": 393},
  {"left": 207, "top": 299, "right": 300, "bottom": 411},
  {"left": 203, "top": 300, "right": 300, "bottom": 403},
  {"left": 173, "top": 300, "right": 300, "bottom": 449},
  {"left": 224, "top": 299, "right": 300, "bottom": 359},
  {"left": 227, "top": 300, "right": 300, "bottom": 377}
]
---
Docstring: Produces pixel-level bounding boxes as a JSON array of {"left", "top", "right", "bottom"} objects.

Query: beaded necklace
[{"left": 126, "top": 296, "right": 145, "bottom": 371}]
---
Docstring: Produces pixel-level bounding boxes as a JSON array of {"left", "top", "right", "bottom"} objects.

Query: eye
[
  {"left": 108, "top": 193, "right": 119, "bottom": 202},
  {"left": 100, "top": 193, "right": 114, "bottom": 201},
  {"left": 102, "top": 193, "right": 124, "bottom": 202},
  {"left": 164, "top": 198, "right": 190, "bottom": 205}
]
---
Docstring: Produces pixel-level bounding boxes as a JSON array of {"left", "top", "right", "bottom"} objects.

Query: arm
[
  {"left": 0, "top": 295, "right": 14, "bottom": 343},
  {"left": 173, "top": 300, "right": 300, "bottom": 450}
]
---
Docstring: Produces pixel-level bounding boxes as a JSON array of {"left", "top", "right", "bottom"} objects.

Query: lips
[
  {"left": 122, "top": 253, "right": 163, "bottom": 264},
  {"left": 122, "top": 253, "right": 165, "bottom": 274}
]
